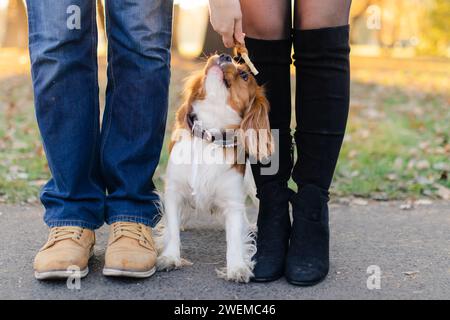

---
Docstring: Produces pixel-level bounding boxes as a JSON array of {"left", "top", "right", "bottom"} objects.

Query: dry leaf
[
  {"left": 416, "top": 160, "right": 430, "bottom": 170},
  {"left": 414, "top": 199, "right": 433, "bottom": 206},
  {"left": 348, "top": 149, "right": 358, "bottom": 159},
  {"left": 352, "top": 198, "right": 368, "bottom": 206},
  {"left": 433, "top": 162, "right": 450, "bottom": 171},
  {"left": 387, "top": 173, "right": 398, "bottom": 181},
  {"left": 400, "top": 201, "right": 414, "bottom": 210},
  {"left": 393, "top": 157, "right": 404, "bottom": 170},
  {"left": 435, "top": 184, "right": 450, "bottom": 200}
]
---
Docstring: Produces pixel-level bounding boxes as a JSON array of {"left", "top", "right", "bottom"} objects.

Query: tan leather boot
[
  {"left": 103, "top": 222, "right": 157, "bottom": 278},
  {"left": 34, "top": 227, "right": 95, "bottom": 280}
]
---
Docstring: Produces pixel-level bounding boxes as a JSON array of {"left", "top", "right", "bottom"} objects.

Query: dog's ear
[
  {"left": 239, "top": 86, "right": 274, "bottom": 160},
  {"left": 176, "top": 72, "right": 205, "bottom": 128},
  {"left": 170, "top": 72, "right": 205, "bottom": 152},
  {"left": 174, "top": 102, "right": 192, "bottom": 132}
]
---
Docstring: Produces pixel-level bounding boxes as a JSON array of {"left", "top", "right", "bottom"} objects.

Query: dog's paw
[
  {"left": 216, "top": 264, "right": 253, "bottom": 283},
  {"left": 157, "top": 255, "right": 193, "bottom": 272}
]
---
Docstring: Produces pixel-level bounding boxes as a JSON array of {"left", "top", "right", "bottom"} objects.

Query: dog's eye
[{"left": 238, "top": 70, "right": 249, "bottom": 81}]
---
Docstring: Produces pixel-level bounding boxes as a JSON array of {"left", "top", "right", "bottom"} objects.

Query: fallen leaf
[
  {"left": 435, "top": 184, "right": 450, "bottom": 200},
  {"left": 387, "top": 173, "right": 398, "bottom": 181},
  {"left": 416, "top": 176, "right": 434, "bottom": 185},
  {"left": 336, "top": 198, "right": 351, "bottom": 205},
  {"left": 17, "top": 172, "right": 28, "bottom": 180},
  {"left": 414, "top": 199, "right": 433, "bottom": 206},
  {"left": 350, "top": 170, "right": 360, "bottom": 177},
  {"left": 416, "top": 160, "right": 430, "bottom": 170},
  {"left": 422, "top": 189, "right": 435, "bottom": 197},
  {"left": 348, "top": 150, "right": 358, "bottom": 159},
  {"left": 407, "top": 159, "right": 416, "bottom": 170},
  {"left": 433, "top": 162, "right": 450, "bottom": 171},
  {"left": 373, "top": 192, "right": 389, "bottom": 201},
  {"left": 393, "top": 157, "right": 403, "bottom": 170},
  {"left": 26, "top": 196, "right": 38, "bottom": 203},
  {"left": 29, "top": 179, "right": 47, "bottom": 187},
  {"left": 400, "top": 202, "right": 414, "bottom": 210},
  {"left": 444, "top": 144, "right": 450, "bottom": 153},
  {"left": 12, "top": 141, "right": 28, "bottom": 150},
  {"left": 352, "top": 198, "right": 368, "bottom": 206}
]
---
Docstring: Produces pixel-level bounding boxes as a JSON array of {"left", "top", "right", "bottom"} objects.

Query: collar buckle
[{"left": 203, "top": 130, "right": 213, "bottom": 142}]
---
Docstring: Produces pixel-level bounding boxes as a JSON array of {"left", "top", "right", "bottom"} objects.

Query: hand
[{"left": 208, "top": 0, "right": 245, "bottom": 48}]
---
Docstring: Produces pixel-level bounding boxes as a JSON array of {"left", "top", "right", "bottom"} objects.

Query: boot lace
[
  {"left": 49, "top": 226, "right": 84, "bottom": 242},
  {"left": 112, "top": 222, "right": 153, "bottom": 246}
]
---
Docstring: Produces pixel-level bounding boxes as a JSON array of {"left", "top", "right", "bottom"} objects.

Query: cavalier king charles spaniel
[{"left": 157, "top": 53, "right": 273, "bottom": 283}]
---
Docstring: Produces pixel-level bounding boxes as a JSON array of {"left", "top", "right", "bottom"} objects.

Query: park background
[
  {"left": 0, "top": 0, "right": 449, "bottom": 205},
  {"left": 0, "top": 0, "right": 449, "bottom": 300}
]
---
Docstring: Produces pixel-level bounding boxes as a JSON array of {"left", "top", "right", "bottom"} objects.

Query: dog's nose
[{"left": 219, "top": 53, "right": 232, "bottom": 63}]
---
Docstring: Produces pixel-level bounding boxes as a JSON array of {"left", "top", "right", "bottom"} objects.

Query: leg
[
  {"left": 241, "top": 0, "right": 293, "bottom": 187},
  {"left": 101, "top": 0, "right": 173, "bottom": 227},
  {"left": 214, "top": 174, "right": 255, "bottom": 283},
  {"left": 240, "top": 0, "right": 294, "bottom": 282},
  {"left": 241, "top": 0, "right": 291, "bottom": 40},
  {"left": 292, "top": 0, "right": 351, "bottom": 192},
  {"left": 294, "top": 0, "right": 352, "bottom": 30},
  {"left": 26, "top": 0, "right": 104, "bottom": 229},
  {"left": 157, "top": 185, "right": 184, "bottom": 270},
  {"left": 286, "top": 0, "right": 352, "bottom": 286},
  {"left": 217, "top": 201, "right": 255, "bottom": 283}
]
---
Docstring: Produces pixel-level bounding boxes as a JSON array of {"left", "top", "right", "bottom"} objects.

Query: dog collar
[{"left": 187, "top": 113, "right": 238, "bottom": 148}]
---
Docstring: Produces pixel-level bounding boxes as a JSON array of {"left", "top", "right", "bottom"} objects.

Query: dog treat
[{"left": 235, "top": 43, "right": 259, "bottom": 76}]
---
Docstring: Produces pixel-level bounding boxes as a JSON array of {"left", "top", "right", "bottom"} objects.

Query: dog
[{"left": 157, "top": 53, "right": 273, "bottom": 283}]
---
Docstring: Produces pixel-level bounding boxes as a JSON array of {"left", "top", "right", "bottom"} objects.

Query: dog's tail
[{"left": 244, "top": 159, "right": 259, "bottom": 208}]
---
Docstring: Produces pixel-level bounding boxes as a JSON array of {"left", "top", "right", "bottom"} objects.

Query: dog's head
[{"left": 176, "top": 54, "right": 273, "bottom": 160}]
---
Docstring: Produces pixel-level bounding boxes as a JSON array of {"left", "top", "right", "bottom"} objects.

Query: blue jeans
[{"left": 26, "top": 0, "right": 173, "bottom": 229}]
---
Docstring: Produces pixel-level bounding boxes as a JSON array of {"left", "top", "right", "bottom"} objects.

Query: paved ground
[{"left": 0, "top": 201, "right": 449, "bottom": 300}]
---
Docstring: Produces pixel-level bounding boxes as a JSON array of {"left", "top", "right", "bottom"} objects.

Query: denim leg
[
  {"left": 26, "top": 0, "right": 105, "bottom": 230},
  {"left": 102, "top": 0, "right": 173, "bottom": 227}
]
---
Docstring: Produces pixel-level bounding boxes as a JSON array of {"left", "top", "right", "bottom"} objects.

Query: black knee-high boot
[
  {"left": 286, "top": 25, "right": 350, "bottom": 286},
  {"left": 244, "top": 37, "right": 294, "bottom": 282}
]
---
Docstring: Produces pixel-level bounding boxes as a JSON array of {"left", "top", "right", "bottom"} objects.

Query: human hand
[{"left": 208, "top": 0, "right": 245, "bottom": 48}]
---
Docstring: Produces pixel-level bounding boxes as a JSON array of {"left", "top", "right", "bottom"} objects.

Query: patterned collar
[{"left": 187, "top": 113, "right": 238, "bottom": 148}]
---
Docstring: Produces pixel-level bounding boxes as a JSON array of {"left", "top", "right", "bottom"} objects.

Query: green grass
[
  {"left": 0, "top": 96, "right": 48, "bottom": 203},
  {"left": 0, "top": 53, "right": 449, "bottom": 203},
  {"left": 333, "top": 87, "right": 450, "bottom": 199}
]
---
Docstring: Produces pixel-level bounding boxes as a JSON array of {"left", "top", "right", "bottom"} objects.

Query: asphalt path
[{"left": 0, "top": 201, "right": 449, "bottom": 299}]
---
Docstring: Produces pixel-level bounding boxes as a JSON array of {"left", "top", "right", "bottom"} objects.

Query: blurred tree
[
  {"left": 350, "top": 0, "right": 449, "bottom": 57},
  {"left": 2, "top": 0, "right": 27, "bottom": 48},
  {"left": 418, "top": 0, "right": 450, "bottom": 56}
]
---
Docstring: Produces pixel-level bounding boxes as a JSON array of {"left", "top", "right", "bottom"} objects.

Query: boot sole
[
  {"left": 250, "top": 273, "right": 284, "bottom": 283},
  {"left": 285, "top": 276, "right": 326, "bottom": 287},
  {"left": 34, "top": 267, "right": 89, "bottom": 280},
  {"left": 34, "top": 248, "right": 94, "bottom": 280},
  {"left": 103, "top": 266, "right": 156, "bottom": 278}
]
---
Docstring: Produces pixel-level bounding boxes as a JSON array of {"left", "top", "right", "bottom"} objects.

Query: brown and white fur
[{"left": 157, "top": 54, "right": 273, "bottom": 283}]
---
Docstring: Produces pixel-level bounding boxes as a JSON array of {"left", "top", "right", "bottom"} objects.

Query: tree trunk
[{"left": 3, "top": 0, "right": 28, "bottom": 48}]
